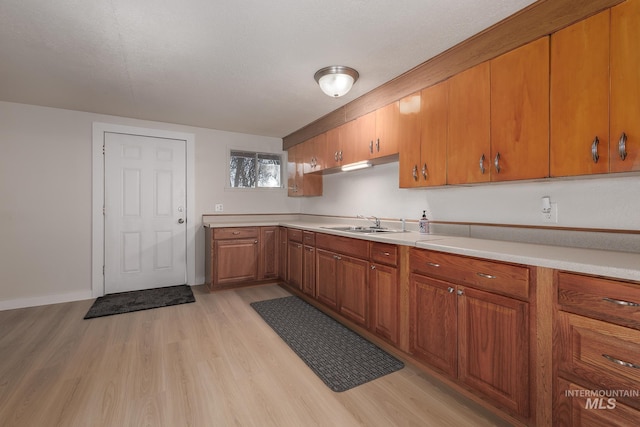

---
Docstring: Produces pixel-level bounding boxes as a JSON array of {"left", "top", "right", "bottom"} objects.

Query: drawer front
[
  {"left": 213, "top": 227, "right": 259, "bottom": 240},
  {"left": 370, "top": 242, "right": 398, "bottom": 266},
  {"left": 558, "top": 271, "right": 640, "bottom": 330},
  {"left": 288, "top": 228, "right": 303, "bottom": 243},
  {"left": 556, "top": 312, "right": 640, "bottom": 411},
  {"left": 303, "top": 231, "right": 316, "bottom": 246},
  {"left": 315, "top": 232, "right": 368, "bottom": 259},
  {"left": 556, "top": 378, "right": 640, "bottom": 426},
  {"left": 409, "top": 248, "right": 529, "bottom": 300}
]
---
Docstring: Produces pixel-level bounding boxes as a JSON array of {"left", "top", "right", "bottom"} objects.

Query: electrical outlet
[
  {"left": 542, "top": 202, "right": 558, "bottom": 223},
  {"left": 215, "top": 203, "right": 223, "bottom": 212}
]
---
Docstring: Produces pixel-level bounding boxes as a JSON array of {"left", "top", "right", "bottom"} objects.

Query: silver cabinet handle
[
  {"left": 603, "top": 354, "right": 640, "bottom": 369},
  {"left": 369, "top": 140, "right": 374, "bottom": 154},
  {"left": 422, "top": 163, "right": 427, "bottom": 180},
  {"left": 376, "top": 138, "right": 380, "bottom": 152},
  {"left": 412, "top": 165, "right": 418, "bottom": 181},
  {"left": 254, "top": 240, "right": 258, "bottom": 244},
  {"left": 333, "top": 254, "right": 341, "bottom": 260},
  {"left": 427, "top": 262, "right": 440, "bottom": 268},
  {"left": 371, "top": 265, "right": 376, "bottom": 270},
  {"left": 603, "top": 297, "right": 640, "bottom": 307},
  {"left": 456, "top": 289, "right": 464, "bottom": 296},
  {"left": 479, "top": 154, "right": 486, "bottom": 174},
  {"left": 494, "top": 152, "right": 501, "bottom": 174},
  {"left": 334, "top": 151, "right": 339, "bottom": 161},
  {"left": 305, "top": 247, "right": 314, "bottom": 252},
  {"left": 339, "top": 151, "right": 343, "bottom": 161},
  {"left": 383, "top": 252, "right": 390, "bottom": 256},
  {"left": 447, "top": 287, "right": 455, "bottom": 293},
  {"left": 297, "top": 244, "right": 302, "bottom": 248},
  {"left": 232, "top": 231, "right": 241, "bottom": 235},
  {"left": 591, "top": 136, "right": 600, "bottom": 163},
  {"left": 619, "top": 132, "right": 628, "bottom": 161},
  {"left": 477, "top": 272, "right": 497, "bottom": 279}
]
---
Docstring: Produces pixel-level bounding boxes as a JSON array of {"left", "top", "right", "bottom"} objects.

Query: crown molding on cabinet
[{"left": 283, "top": 0, "right": 624, "bottom": 150}]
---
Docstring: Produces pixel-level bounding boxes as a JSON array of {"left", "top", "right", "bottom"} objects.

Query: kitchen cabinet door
[
  {"left": 370, "top": 263, "right": 399, "bottom": 344},
  {"left": 338, "top": 254, "right": 369, "bottom": 327},
  {"left": 409, "top": 274, "right": 457, "bottom": 377},
  {"left": 447, "top": 62, "right": 491, "bottom": 184},
  {"left": 550, "top": 10, "right": 610, "bottom": 177},
  {"left": 316, "top": 248, "right": 339, "bottom": 310},
  {"left": 287, "top": 240, "right": 303, "bottom": 290},
  {"left": 302, "top": 245, "right": 316, "bottom": 297},
  {"left": 324, "top": 127, "right": 342, "bottom": 169},
  {"left": 259, "top": 226, "right": 278, "bottom": 280},
  {"left": 214, "top": 238, "right": 259, "bottom": 285},
  {"left": 303, "top": 133, "right": 326, "bottom": 173},
  {"left": 278, "top": 227, "right": 287, "bottom": 281},
  {"left": 458, "top": 286, "right": 529, "bottom": 418},
  {"left": 610, "top": 0, "right": 640, "bottom": 172},
  {"left": 490, "top": 36, "right": 549, "bottom": 181},
  {"left": 374, "top": 101, "right": 401, "bottom": 159}
]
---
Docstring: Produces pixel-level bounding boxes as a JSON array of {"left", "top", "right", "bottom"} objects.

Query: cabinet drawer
[
  {"left": 557, "top": 271, "right": 640, "bottom": 330},
  {"left": 315, "top": 233, "right": 368, "bottom": 259},
  {"left": 409, "top": 248, "right": 529, "bottom": 300},
  {"left": 213, "top": 227, "right": 259, "bottom": 240},
  {"left": 370, "top": 242, "right": 398, "bottom": 266},
  {"left": 302, "top": 231, "right": 315, "bottom": 246},
  {"left": 557, "top": 312, "right": 640, "bottom": 411},
  {"left": 556, "top": 378, "right": 640, "bottom": 426},
  {"left": 288, "top": 228, "right": 303, "bottom": 243}
]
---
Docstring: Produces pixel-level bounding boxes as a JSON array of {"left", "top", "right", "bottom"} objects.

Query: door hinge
[
  {"left": 103, "top": 206, "right": 105, "bottom": 215},
  {"left": 102, "top": 265, "right": 105, "bottom": 275},
  {"left": 102, "top": 144, "right": 105, "bottom": 155}
]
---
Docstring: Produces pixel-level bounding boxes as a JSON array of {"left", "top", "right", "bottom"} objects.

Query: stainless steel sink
[{"left": 322, "top": 226, "right": 401, "bottom": 234}]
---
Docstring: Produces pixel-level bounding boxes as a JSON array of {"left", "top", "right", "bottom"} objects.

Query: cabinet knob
[
  {"left": 422, "top": 163, "right": 428, "bottom": 180},
  {"left": 447, "top": 287, "right": 455, "bottom": 293},
  {"left": 479, "top": 154, "right": 486, "bottom": 174},
  {"left": 371, "top": 265, "right": 376, "bottom": 270},
  {"left": 412, "top": 165, "right": 418, "bottom": 181},
  {"left": 254, "top": 240, "right": 258, "bottom": 244},
  {"left": 494, "top": 152, "right": 501, "bottom": 174},
  {"left": 456, "top": 289, "right": 464, "bottom": 296}
]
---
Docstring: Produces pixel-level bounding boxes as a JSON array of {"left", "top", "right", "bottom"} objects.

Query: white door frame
[{"left": 92, "top": 122, "right": 196, "bottom": 297}]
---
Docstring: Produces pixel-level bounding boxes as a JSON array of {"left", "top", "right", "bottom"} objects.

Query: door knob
[{"left": 178, "top": 218, "right": 185, "bottom": 224}]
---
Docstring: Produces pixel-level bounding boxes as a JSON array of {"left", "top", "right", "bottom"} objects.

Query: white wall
[
  {"left": 0, "top": 101, "right": 296, "bottom": 306},
  {"left": 301, "top": 162, "right": 640, "bottom": 230}
]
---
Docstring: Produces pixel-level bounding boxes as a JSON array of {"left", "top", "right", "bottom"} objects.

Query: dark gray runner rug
[
  {"left": 251, "top": 295, "right": 404, "bottom": 392},
  {"left": 84, "top": 284, "right": 195, "bottom": 319}
]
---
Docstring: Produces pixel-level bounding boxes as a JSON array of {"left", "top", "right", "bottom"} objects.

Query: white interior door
[{"left": 104, "top": 132, "right": 187, "bottom": 294}]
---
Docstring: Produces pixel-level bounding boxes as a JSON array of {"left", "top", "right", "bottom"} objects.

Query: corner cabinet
[
  {"left": 409, "top": 248, "right": 531, "bottom": 419},
  {"left": 205, "top": 226, "right": 279, "bottom": 291}
]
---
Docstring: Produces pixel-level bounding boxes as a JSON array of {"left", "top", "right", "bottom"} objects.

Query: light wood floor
[{"left": 0, "top": 284, "right": 511, "bottom": 427}]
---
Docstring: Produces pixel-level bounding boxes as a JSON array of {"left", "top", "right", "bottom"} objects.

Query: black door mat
[{"left": 84, "top": 284, "right": 195, "bottom": 319}]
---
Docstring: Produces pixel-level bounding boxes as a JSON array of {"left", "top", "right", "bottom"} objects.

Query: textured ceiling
[{"left": 0, "top": 0, "right": 536, "bottom": 138}]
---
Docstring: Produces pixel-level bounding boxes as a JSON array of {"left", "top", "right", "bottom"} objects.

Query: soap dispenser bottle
[{"left": 419, "top": 210, "right": 429, "bottom": 234}]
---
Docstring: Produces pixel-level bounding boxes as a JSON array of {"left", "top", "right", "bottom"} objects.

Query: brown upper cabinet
[
  {"left": 551, "top": 10, "right": 610, "bottom": 177},
  {"left": 490, "top": 36, "right": 550, "bottom": 181},
  {"left": 447, "top": 62, "right": 491, "bottom": 185},
  {"left": 400, "top": 82, "right": 448, "bottom": 188},
  {"left": 610, "top": 0, "right": 640, "bottom": 172},
  {"left": 287, "top": 143, "right": 322, "bottom": 197},
  {"left": 303, "top": 132, "right": 326, "bottom": 174}
]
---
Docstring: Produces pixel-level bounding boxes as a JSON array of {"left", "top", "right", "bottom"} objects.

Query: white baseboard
[{"left": 0, "top": 290, "right": 94, "bottom": 311}]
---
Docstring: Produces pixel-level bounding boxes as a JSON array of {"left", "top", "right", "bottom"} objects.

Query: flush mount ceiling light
[{"left": 314, "top": 66, "right": 359, "bottom": 98}]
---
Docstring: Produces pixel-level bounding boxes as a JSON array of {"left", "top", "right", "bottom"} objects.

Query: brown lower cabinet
[
  {"left": 205, "top": 226, "right": 279, "bottom": 290},
  {"left": 409, "top": 247, "right": 530, "bottom": 419},
  {"left": 554, "top": 271, "right": 640, "bottom": 425}
]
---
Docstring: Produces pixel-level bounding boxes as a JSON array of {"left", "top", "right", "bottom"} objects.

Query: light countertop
[{"left": 204, "top": 220, "right": 640, "bottom": 282}]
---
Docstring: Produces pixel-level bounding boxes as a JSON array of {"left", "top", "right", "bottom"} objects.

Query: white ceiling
[{"left": 0, "top": 0, "right": 537, "bottom": 138}]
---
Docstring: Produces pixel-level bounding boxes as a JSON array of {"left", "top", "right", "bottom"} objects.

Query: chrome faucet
[{"left": 357, "top": 214, "right": 381, "bottom": 228}]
